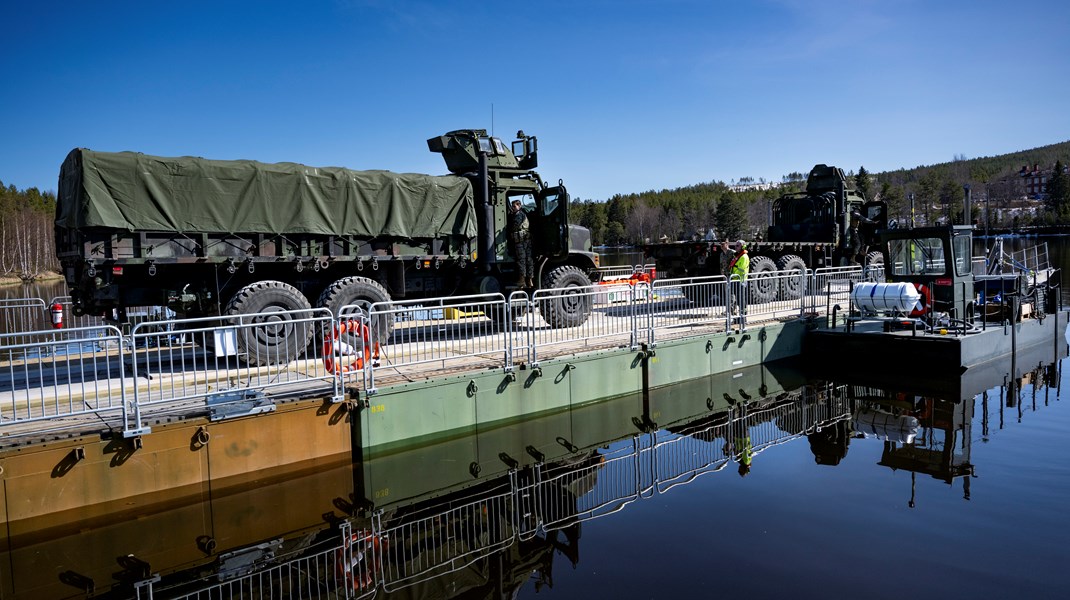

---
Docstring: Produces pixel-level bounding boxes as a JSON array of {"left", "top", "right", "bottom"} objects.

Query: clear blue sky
[{"left": 2, "top": 0, "right": 1068, "bottom": 200}]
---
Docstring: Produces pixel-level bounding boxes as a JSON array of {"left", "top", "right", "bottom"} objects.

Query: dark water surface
[{"left": 4, "top": 238, "right": 1070, "bottom": 599}]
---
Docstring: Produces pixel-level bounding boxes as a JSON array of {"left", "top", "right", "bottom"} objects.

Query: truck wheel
[
  {"left": 317, "top": 276, "right": 394, "bottom": 342},
  {"left": 540, "top": 266, "right": 593, "bottom": 328},
  {"left": 864, "top": 251, "right": 884, "bottom": 282},
  {"left": 776, "top": 255, "right": 807, "bottom": 300},
  {"left": 747, "top": 256, "right": 777, "bottom": 304},
  {"left": 225, "top": 280, "right": 313, "bottom": 366}
]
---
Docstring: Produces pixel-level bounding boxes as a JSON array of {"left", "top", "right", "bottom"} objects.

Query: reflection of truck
[
  {"left": 640, "top": 164, "right": 887, "bottom": 301},
  {"left": 55, "top": 130, "right": 599, "bottom": 358}
]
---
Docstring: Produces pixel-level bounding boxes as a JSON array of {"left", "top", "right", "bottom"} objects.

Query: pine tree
[
  {"left": 855, "top": 166, "right": 872, "bottom": 201},
  {"left": 714, "top": 193, "right": 748, "bottom": 241},
  {"left": 1047, "top": 160, "right": 1070, "bottom": 222}
]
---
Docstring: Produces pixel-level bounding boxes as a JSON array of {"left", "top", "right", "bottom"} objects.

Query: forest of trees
[
  {"left": 0, "top": 180, "right": 57, "bottom": 281},
  {"left": 2, "top": 140, "right": 1069, "bottom": 281}
]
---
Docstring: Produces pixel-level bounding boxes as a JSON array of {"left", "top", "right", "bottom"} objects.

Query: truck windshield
[
  {"left": 888, "top": 237, "right": 946, "bottom": 276},
  {"left": 478, "top": 137, "right": 509, "bottom": 156}
]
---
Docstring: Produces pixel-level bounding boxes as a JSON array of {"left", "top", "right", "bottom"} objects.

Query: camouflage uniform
[{"left": 511, "top": 207, "right": 534, "bottom": 286}]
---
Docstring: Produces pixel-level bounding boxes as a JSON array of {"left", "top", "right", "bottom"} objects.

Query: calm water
[{"left": 4, "top": 238, "right": 1070, "bottom": 598}]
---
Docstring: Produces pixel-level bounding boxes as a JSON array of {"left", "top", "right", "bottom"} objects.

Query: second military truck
[
  {"left": 55, "top": 130, "right": 600, "bottom": 362},
  {"left": 641, "top": 164, "right": 887, "bottom": 302}
]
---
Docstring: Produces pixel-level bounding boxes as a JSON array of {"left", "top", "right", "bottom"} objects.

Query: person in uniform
[{"left": 510, "top": 199, "right": 534, "bottom": 288}]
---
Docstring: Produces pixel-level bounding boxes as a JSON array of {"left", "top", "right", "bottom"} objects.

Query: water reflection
[{"left": 7, "top": 346, "right": 1063, "bottom": 599}]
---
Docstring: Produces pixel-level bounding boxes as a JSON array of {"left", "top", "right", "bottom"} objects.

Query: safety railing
[
  {"left": 594, "top": 262, "right": 657, "bottom": 282},
  {"left": 645, "top": 275, "right": 730, "bottom": 343},
  {"left": 529, "top": 283, "right": 642, "bottom": 366},
  {"left": 811, "top": 266, "right": 865, "bottom": 326},
  {"left": 1, "top": 268, "right": 867, "bottom": 438},
  {"left": 362, "top": 294, "right": 511, "bottom": 392},
  {"left": 0, "top": 325, "right": 128, "bottom": 428},
  {"left": 126, "top": 309, "right": 338, "bottom": 433},
  {"left": 0, "top": 297, "right": 48, "bottom": 343},
  {"left": 742, "top": 268, "right": 810, "bottom": 328}
]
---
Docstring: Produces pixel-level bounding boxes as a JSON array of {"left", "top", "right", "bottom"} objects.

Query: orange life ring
[
  {"left": 335, "top": 530, "right": 382, "bottom": 592},
  {"left": 323, "top": 319, "right": 379, "bottom": 374},
  {"left": 909, "top": 283, "right": 930, "bottom": 318}
]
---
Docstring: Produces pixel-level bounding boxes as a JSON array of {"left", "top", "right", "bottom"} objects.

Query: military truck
[
  {"left": 640, "top": 164, "right": 887, "bottom": 302},
  {"left": 55, "top": 129, "right": 599, "bottom": 357}
]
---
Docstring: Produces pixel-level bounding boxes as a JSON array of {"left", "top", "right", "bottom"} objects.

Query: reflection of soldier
[
  {"left": 723, "top": 415, "right": 753, "bottom": 477},
  {"left": 510, "top": 199, "right": 534, "bottom": 288}
]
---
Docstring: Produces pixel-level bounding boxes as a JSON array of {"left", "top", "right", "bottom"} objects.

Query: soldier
[{"left": 510, "top": 199, "right": 534, "bottom": 288}]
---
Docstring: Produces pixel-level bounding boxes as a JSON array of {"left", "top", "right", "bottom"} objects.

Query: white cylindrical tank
[{"left": 851, "top": 282, "right": 922, "bottom": 313}]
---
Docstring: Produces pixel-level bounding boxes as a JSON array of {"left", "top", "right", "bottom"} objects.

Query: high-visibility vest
[{"left": 729, "top": 251, "right": 749, "bottom": 281}]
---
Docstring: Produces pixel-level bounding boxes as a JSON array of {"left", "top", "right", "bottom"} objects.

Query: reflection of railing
[
  {"left": 2, "top": 268, "right": 866, "bottom": 439},
  {"left": 377, "top": 478, "right": 517, "bottom": 592},
  {"left": 130, "top": 389, "right": 852, "bottom": 598}
]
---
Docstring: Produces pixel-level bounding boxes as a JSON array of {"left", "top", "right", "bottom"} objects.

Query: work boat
[{"left": 804, "top": 225, "right": 1067, "bottom": 374}]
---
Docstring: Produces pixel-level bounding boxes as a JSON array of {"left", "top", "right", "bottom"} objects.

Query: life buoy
[
  {"left": 335, "top": 530, "right": 383, "bottom": 592},
  {"left": 909, "top": 283, "right": 930, "bottom": 317},
  {"left": 323, "top": 319, "right": 379, "bottom": 374}
]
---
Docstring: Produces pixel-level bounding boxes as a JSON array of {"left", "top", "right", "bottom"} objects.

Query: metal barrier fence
[
  {"left": 529, "top": 283, "right": 642, "bottom": 366},
  {"left": 0, "top": 297, "right": 48, "bottom": 344},
  {"left": 361, "top": 294, "right": 511, "bottom": 393},
  {"left": 647, "top": 276, "right": 731, "bottom": 343},
  {"left": 594, "top": 263, "right": 656, "bottom": 282},
  {"left": 0, "top": 325, "right": 128, "bottom": 428},
  {"left": 126, "top": 309, "right": 338, "bottom": 433},
  {"left": 2, "top": 268, "right": 864, "bottom": 438},
  {"left": 811, "top": 266, "right": 866, "bottom": 325}
]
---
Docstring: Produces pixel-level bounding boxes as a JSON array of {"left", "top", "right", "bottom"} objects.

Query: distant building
[
  {"left": 1019, "top": 163, "right": 1069, "bottom": 199},
  {"left": 728, "top": 182, "right": 779, "bottom": 193}
]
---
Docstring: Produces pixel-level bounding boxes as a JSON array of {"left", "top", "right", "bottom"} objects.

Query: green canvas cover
[{"left": 56, "top": 149, "right": 477, "bottom": 240}]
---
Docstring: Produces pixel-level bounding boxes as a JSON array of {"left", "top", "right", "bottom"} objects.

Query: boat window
[
  {"left": 888, "top": 237, "right": 946, "bottom": 276},
  {"left": 953, "top": 235, "right": 971, "bottom": 276}
]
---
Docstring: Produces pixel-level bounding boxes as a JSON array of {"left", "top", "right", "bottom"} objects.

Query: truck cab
[{"left": 428, "top": 130, "right": 598, "bottom": 292}]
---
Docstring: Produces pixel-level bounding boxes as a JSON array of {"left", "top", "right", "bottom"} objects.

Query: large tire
[
  {"left": 864, "top": 251, "right": 885, "bottom": 282},
  {"left": 540, "top": 266, "right": 593, "bottom": 328},
  {"left": 747, "top": 256, "right": 777, "bottom": 304},
  {"left": 225, "top": 280, "right": 314, "bottom": 366},
  {"left": 317, "top": 276, "right": 394, "bottom": 343},
  {"left": 776, "top": 254, "right": 807, "bottom": 300}
]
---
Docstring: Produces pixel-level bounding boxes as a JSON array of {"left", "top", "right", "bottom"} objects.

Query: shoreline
[{"left": 0, "top": 272, "right": 64, "bottom": 287}]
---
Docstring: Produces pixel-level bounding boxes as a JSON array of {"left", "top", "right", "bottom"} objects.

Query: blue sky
[{"left": 2, "top": 0, "right": 1068, "bottom": 200}]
